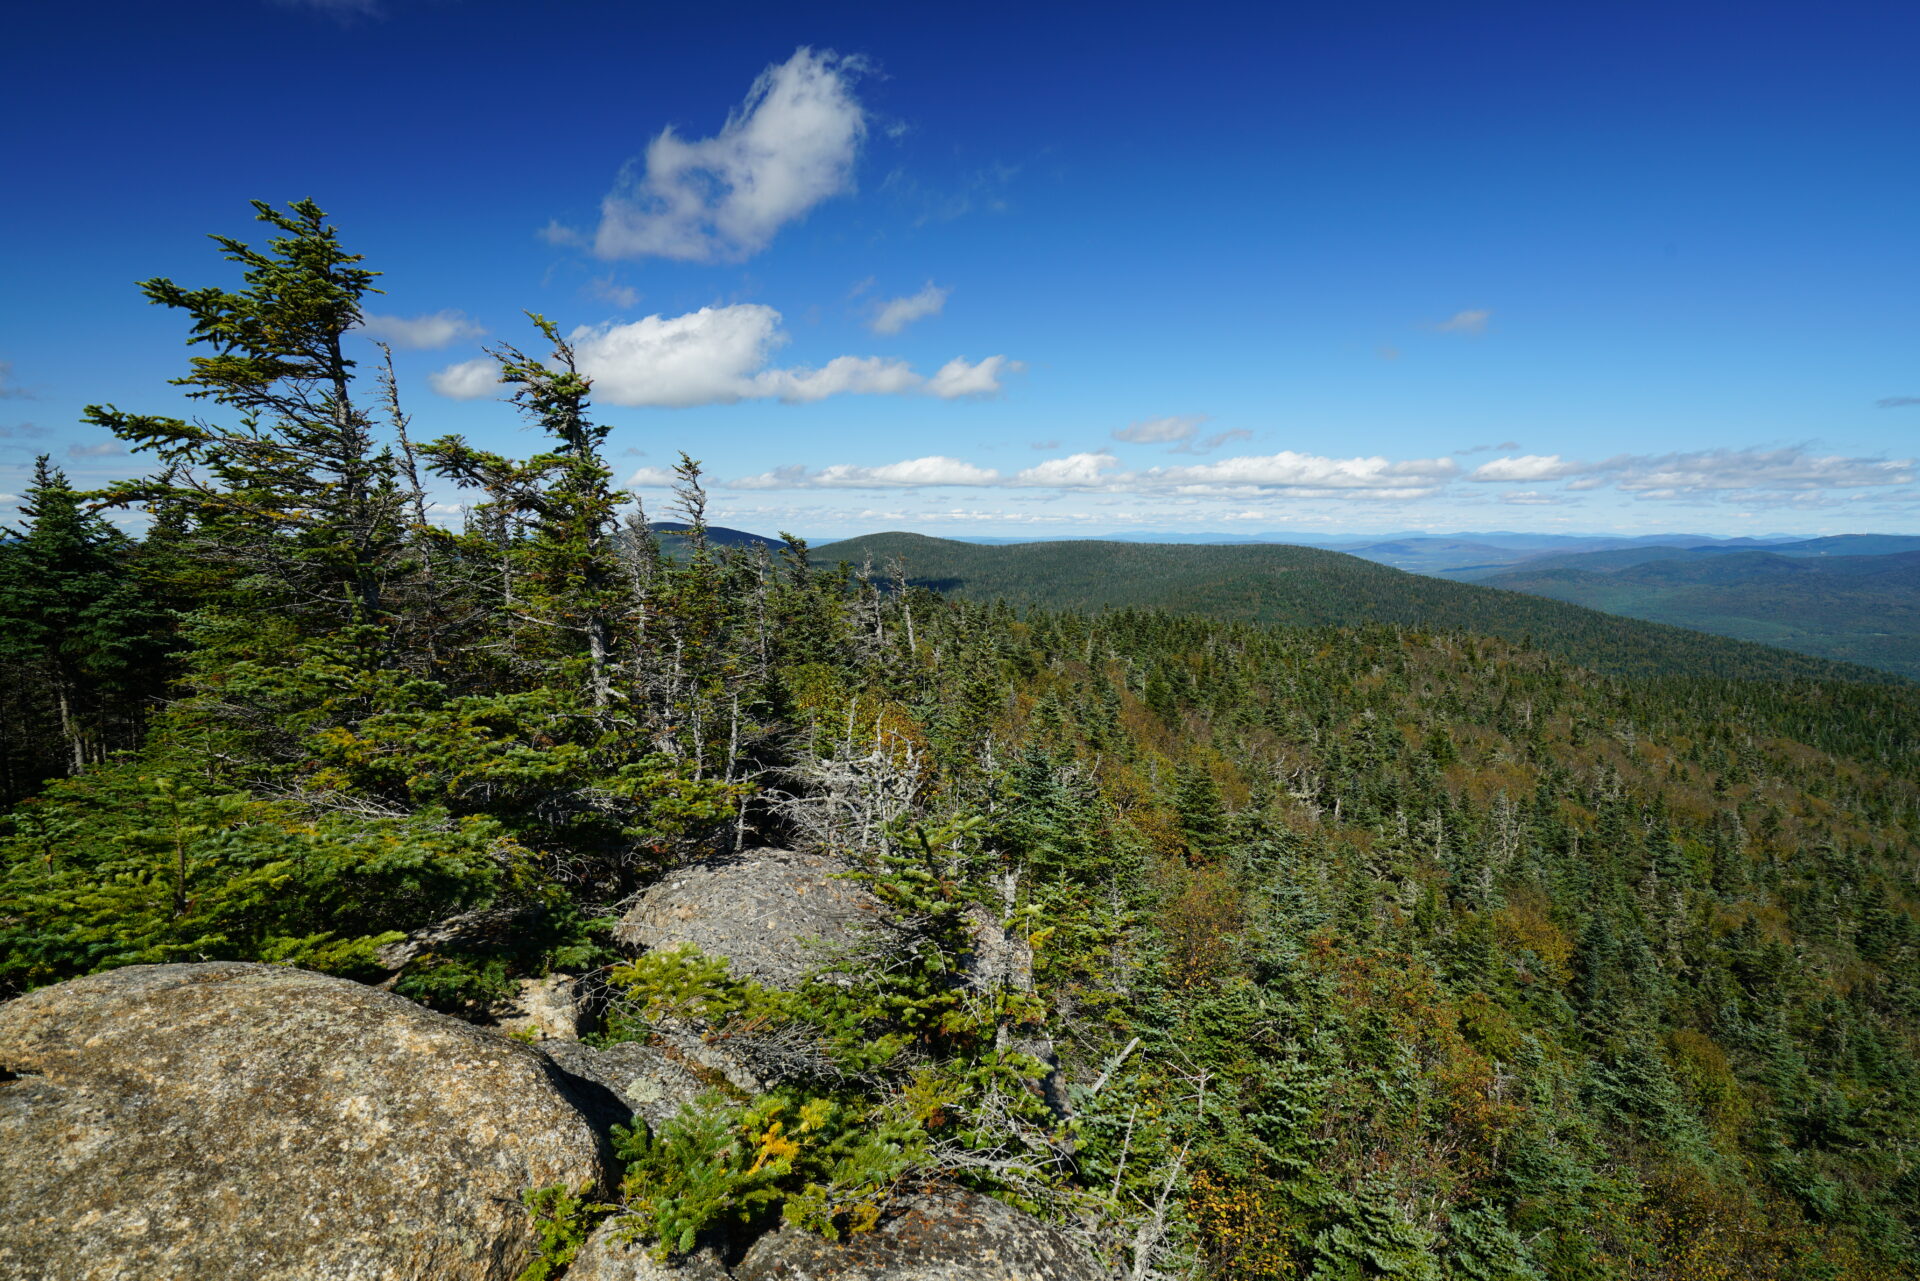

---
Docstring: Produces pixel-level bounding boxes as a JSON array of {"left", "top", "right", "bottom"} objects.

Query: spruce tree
[
  {"left": 0, "top": 457, "right": 169, "bottom": 789},
  {"left": 84, "top": 199, "right": 410, "bottom": 636}
]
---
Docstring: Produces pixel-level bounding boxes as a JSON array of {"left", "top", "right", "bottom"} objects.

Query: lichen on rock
[
  {"left": 567, "top": 1222, "right": 731, "bottom": 1280},
  {"left": 541, "top": 1037, "right": 712, "bottom": 1131},
  {"left": 615, "top": 848, "right": 887, "bottom": 989},
  {"left": 0, "top": 962, "right": 613, "bottom": 1281}
]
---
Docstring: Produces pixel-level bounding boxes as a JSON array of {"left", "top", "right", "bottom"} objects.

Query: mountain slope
[
  {"left": 817, "top": 532, "right": 1905, "bottom": 683},
  {"left": 1447, "top": 533, "right": 1920, "bottom": 581},
  {"left": 1476, "top": 548, "right": 1920, "bottom": 679}
]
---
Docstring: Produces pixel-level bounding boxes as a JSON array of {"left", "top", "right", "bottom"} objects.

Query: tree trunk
[{"left": 53, "top": 678, "right": 84, "bottom": 775}]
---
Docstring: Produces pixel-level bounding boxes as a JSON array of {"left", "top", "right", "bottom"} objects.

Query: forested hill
[
  {"left": 820, "top": 532, "right": 1903, "bottom": 685},
  {"left": 7, "top": 200, "right": 1920, "bottom": 1280},
  {"left": 1467, "top": 548, "right": 1920, "bottom": 681}
]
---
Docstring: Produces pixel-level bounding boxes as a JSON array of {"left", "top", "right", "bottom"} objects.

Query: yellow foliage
[{"left": 1189, "top": 1169, "right": 1299, "bottom": 1279}]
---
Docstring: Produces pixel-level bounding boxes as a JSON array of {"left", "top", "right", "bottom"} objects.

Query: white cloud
[
  {"left": 1014, "top": 452, "right": 1123, "bottom": 487},
  {"left": 924, "top": 355, "right": 1016, "bottom": 399},
  {"left": 1432, "top": 309, "right": 1491, "bottom": 335},
  {"left": 586, "top": 48, "right": 866, "bottom": 263},
  {"left": 454, "top": 304, "right": 1015, "bottom": 408},
  {"left": 751, "top": 355, "right": 924, "bottom": 402},
  {"left": 1142, "top": 451, "right": 1459, "bottom": 495},
  {"left": 733, "top": 456, "right": 1001, "bottom": 489},
  {"left": 868, "top": 282, "right": 950, "bottom": 335},
  {"left": 1500, "top": 490, "right": 1576, "bottom": 506},
  {"left": 357, "top": 309, "right": 485, "bottom": 350},
  {"left": 1469, "top": 454, "right": 1584, "bottom": 482},
  {"left": 1611, "top": 447, "right": 1912, "bottom": 494},
  {"left": 1113, "top": 415, "right": 1205, "bottom": 445},
  {"left": 1469, "top": 446, "right": 1913, "bottom": 497},
  {"left": 627, "top": 466, "right": 679, "bottom": 488},
  {"left": 568, "top": 305, "right": 780, "bottom": 407},
  {"left": 428, "top": 358, "right": 500, "bottom": 400},
  {"left": 741, "top": 448, "right": 1458, "bottom": 500},
  {"left": 68, "top": 441, "right": 125, "bottom": 458}
]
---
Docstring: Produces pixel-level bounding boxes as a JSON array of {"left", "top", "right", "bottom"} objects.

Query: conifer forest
[{"left": 3, "top": 203, "right": 1918, "bottom": 1280}]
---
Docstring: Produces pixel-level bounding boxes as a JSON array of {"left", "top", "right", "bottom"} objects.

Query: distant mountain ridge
[
  {"left": 1461, "top": 537, "right": 1920, "bottom": 678},
  {"left": 645, "top": 518, "right": 779, "bottom": 549},
  {"left": 813, "top": 531, "right": 1903, "bottom": 684}
]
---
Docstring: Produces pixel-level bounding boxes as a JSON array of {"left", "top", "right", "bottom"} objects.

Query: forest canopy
[{"left": 2, "top": 202, "right": 1917, "bottom": 1281}]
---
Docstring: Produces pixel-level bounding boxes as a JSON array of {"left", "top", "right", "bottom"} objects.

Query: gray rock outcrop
[
  {"left": 568, "top": 1224, "right": 731, "bottom": 1280},
  {"left": 0, "top": 962, "right": 614, "bottom": 1281},
  {"left": 490, "top": 971, "right": 590, "bottom": 1041},
  {"left": 616, "top": 848, "right": 886, "bottom": 988},
  {"left": 540, "top": 1037, "right": 712, "bottom": 1130},
  {"left": 733, "top": 1190, "right": 1105, "bottom": 1281}
]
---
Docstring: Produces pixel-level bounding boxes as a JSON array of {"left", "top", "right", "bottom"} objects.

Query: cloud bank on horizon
[{"left": 695, "top": 444, "right": 1917, "bottom": 515}]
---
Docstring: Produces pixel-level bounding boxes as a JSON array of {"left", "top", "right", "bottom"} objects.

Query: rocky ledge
[{"left": 0, "top": 962, "right": 614, "bottom": 1281}]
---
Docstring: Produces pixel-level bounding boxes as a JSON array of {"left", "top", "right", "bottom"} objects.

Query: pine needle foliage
[{"left": 5, "top": 201, "right": 1919, "bottom": 1280}]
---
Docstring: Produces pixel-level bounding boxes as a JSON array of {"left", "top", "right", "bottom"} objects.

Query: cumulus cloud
[
  {"left": 1468, "top": 454, "right": 1586, "bottom": 482},
  {"left": 357, "top": 309, "right": 485, "bottom": 350},
  {"left": 1113, "top": 415, "right": 1206, "bottom": 445},
  {"left": 752, "top": 355, "right": 926, "bottom": 402},
  {"left": 1431, "top": 309, "right": 1491, "bottom": 336},
  {"left": 924, "top": 355, "right": 1016, "bottom": 399},
  {"left": 68, "top": 441, "right": 126, "bottom": 458},
  {"left": 428, "top": 358, "right": 501, "bottom": 400},
  {"left": 627, "top": 466, "right": 679, "bottom": 488},
  {"left": 584, "top": 48, "right": 866, "bottom": 262},
  {"left": 428, "top": 304, "right": 1016, "bottom": 407},
  {"left": 564, "top": 305, "right": 782, "bottom": 407},
  {"left": 869, "top": 282, "right": 949, "bottom": 335},
  {"left": 733, "top": 456, "right": 1001, "bottom": 489},
  {"left": 1014, "top": 452, "right": 1124, "bottom": 487}
]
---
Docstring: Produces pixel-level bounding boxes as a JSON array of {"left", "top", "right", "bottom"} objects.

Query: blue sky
[{"left": 3, "top": 0, "right": 1916, "bottom": 538}]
